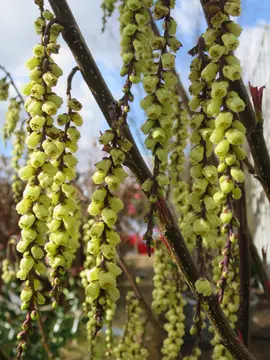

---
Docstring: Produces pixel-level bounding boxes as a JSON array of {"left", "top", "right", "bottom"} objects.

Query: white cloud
[
  {"left": 173, "top": 0, "right": 204, "bottom": 37},
  {"left": 236, "top": 24, "right": 267, "bottom": 84}
]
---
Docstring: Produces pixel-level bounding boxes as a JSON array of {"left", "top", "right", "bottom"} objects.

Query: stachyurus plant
[{"left": 0, "top": 0, "right": 270, "bottom": 359}]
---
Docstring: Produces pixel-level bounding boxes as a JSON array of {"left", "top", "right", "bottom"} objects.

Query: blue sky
[{"left": 0, "top": 0, "right": 270, "bottom": 167}]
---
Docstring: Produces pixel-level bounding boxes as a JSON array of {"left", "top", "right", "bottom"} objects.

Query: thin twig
[
  {"left": 0, "top": 65, "right": 25, "bottom": 104},
  {"left": 48, "top": 1, "right": 256, "bottom": 358},
  {"left": 37, "top": 312, "right": 54, "bottom": 360},
  {"left": 117, "top": 250, "right": 163, "bottom": 335}
]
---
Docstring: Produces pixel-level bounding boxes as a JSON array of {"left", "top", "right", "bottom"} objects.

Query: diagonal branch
[
  {"left": 48, "top": 1, "right": 255, "bottom": 359},
  {"left": 199, "top": 0, "right": 270, "bottom": 203}
]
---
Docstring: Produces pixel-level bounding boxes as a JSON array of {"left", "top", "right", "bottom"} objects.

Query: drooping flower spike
[
  {"left": 45, "top": 66, "right": 82, "bottom": 305},
  {"left": 152, "top": 240, "right": 187, "bottom": 359},
  {"left": 85, "top": 130, "right": 129, "bottom": 335},
  {"left": 15, "top": 3, "right": 64, "bottom": 357},
  {"left": 140, "top": 0, "right": 182, "bottom": 253},
  {"left": 114, "top": 289, "right": 149, "bottom": 360}
]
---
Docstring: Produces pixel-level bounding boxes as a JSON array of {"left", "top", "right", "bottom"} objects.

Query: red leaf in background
[
  {"left": 122, "top": 234, "right": 137, "bottom": 246},
  {"left": 137, "top": 238, "right": 154, "bottom": 254},
  {"left": 266, "top": 280, "right": 270, "bottom": 290},
  {"left": 122, "top": 234, "right": 154, "bottom": 254},
  {"left": 248, "top": 82, "right": 265, "bottom": 120}
]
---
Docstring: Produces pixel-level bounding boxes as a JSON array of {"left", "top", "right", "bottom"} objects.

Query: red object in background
[
  {"left": 122, "top": 234, "right": 154, "bottom": 254},
  {"left": 127, "top": 203, "right": 137, "bottom": 215},
  {"left": 134, "top": 192, "right": 142, "bottom": 199}
]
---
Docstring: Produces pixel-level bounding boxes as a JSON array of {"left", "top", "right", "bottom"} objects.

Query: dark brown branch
[
  {"left": 199, "top": 0, "right": 270, "bottom": 203},
  {"left": 48, "top": 1, "right": 256, "bottom": 358},
  {"left": 117, "top": 250, "right": 163, "bottom": 335},
  {"left": 234, "top": 177, "right": 251, "bottom": 347},
  {"left": 66, "top": 66, "right": 79, "bottom": 95}
]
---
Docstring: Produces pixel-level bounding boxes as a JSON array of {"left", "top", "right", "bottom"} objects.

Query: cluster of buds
[
  {"left": 101, "top": 0, "right": 118, "bottom": 31},
  {"left": 81, "top": 218, "right": 98, "bottom": 356},
  {"left": 186, "top": 42, "right": 221, "bottom": 343},
  {"left": 105, "top": 303, "right": 116, "bottom": 358},
  {"left": 169, "top": 102, "right": 189, "bottom": 212},
  {"left": 0, "top": 77, "right": 9, "bottom": 100},
  {"left": 187, "top": 48, "right": 223, "bottom": 251},
  {"left": 114, "top": 290, "right": 149, "bottom": 360},
  {"left": 183, "top": 347, "right": 202, "bottom": 360},
  {"left": 141, "top": 0, "right": 181, "bottom": 250},
  {"left": 16, "top": 5, "right": 64, "bottom": 298},
  {"left": 210, "top": 243, "right": 240, "bottom": 359},
  {"left": 11, "top": 130, "right": 26, "bottom": 203},
  {"left": 161, "top": 279, "right": 186, "bottom": 360},
  {"left": 169, "top": 102, "right": 195, "bottom": 249},
  {"left": 45, "top": 93, "right": 83, "bottom": 302},
  {"left": 85, "top": 130, "right": 128, "bottom": 333},
  {"left": 15, "top": 5, "right": 64, "bottom": 357},
  {"left": 152, "top": 240, "right": 174, "bottom": 313},
  {"left": 152, "top": 241, "right": 187, "bottom": 359},
  {"left": 3, "top": 98, "right": 21, "bottom": 140},
  {"left": 199, "top": 0, "right": 245, "bottom": 297},
  {"left": 1, "top": 258, "right": 17, "bottom": 284},
  {"left": 170, "top": 104, "right": 189, "bottom": 186},
  {"left": 118, "top": 0, "right": 153, "bottom": 131},
  {"left": 81, "top": 218, "right": 96, "bottom": 289},
  {"left": 119, "top": 0, "right": 153, "bottom": 76}
]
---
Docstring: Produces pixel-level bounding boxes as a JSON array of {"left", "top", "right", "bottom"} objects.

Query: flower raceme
[
  {"left": 85, "top": 130, "right": 128, "bottom": 333},
  {"left": 15, "top": 5, "right": 65, "bottom": 357},
  {"left": 152, "top": 241, "right": 187, "bottom": 360},
  {"left": 138, "top": 0, "right": 182, "bottom": 251},
  {"left": 16, "top": 7, "right": 63, "bottom": 307},
  {"left": 114, "top": 290, "right": 149, "bottom": 360},
  {"left": 45, "top": 94, "right": 83, "bottom": 302},
  {"left": 187, "top": 1, "right": 244, "bottom": 359}
]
